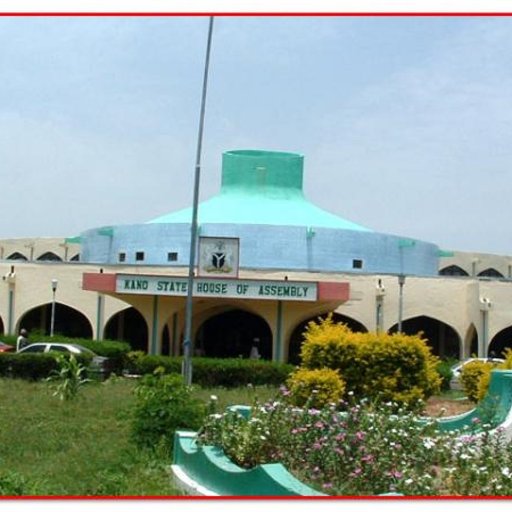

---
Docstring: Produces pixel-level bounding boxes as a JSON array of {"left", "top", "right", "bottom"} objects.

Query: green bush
[
  {"left": 460, "top": 360, "right": 495, "bottom": 402},
  {"left": 0, "top": 335, "right": 16, "bottom": 348},
  {"left": 131, "top": 372, "right": 206, "bottom": 453},
  {"left": 0, "top": 352, "right": 93, "bottom": 381},
  {"left": 125, "top": 352, "right": 294, "bottom": 388},
  {"left": 0, "top": 353, "right": 57, "bottom": 380},
  {"left": 299, "top": 315, "right": 441, "bottom": 406},
  {"left": 436, "top": 357, "right": 458, "bottom": 392},
  {"left": 286, "top": 367, "right": 345, "bottom": 408},
  {"left": 477, "top": 349, "right": 512, "bottom": 401}
]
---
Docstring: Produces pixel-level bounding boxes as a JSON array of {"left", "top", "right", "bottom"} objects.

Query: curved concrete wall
[{"left": 80, "top": 223, "right": 439, "bottom": 276}]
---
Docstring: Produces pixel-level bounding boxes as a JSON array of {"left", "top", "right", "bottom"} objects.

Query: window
[
  {"left": 6, "top": 252, "right": 28, "bottom": 261},
  {"left": 118, "top": 252, "right": 126, "bottom": 263},
  {"left": 352, "top": 259, "right": 363, "bottom": 269},
  {"left": 167, "top": 252, "right": 178, "bottom": 262},
  {"left": 439, "top": 265, "right": 468, "bottom": 277},
  {"left": 37, "top": 252, "right": 62, "bottom": 262},
  {"left": 135, "top": 251, "right": 145, "bottom": 262},
  {"left": 478, "top": 268, "right": 504, "bottom": 279},
  {"left": 20, "top": 345, "right": 45, "bottom": 353},
  {"left": 49, "top": 345, "right": 69, "bottom": 352}
]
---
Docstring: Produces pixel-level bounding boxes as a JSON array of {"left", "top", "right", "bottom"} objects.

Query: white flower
[
  {"left": 501, "top": 467, "right": 511, "bottom": 478},
  {"left": 423, "top": 438, "right": 436, "bottom": 450},
  {"left": 210, "top": 395, "right": 218, "bottom": 401}
]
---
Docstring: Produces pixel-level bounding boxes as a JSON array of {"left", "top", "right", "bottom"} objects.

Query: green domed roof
[{"left": 148, "top": 149, "right": 371, "bottom": 232}]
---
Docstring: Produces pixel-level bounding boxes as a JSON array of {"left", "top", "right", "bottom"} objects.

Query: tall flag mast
[{"left": 183, "top": 16, "right": 215, "bottom": 386}]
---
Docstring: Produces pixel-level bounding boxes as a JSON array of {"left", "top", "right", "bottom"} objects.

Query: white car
[
  {"left": 18, "top": 342, "right": 110, "bottom": 377},
  {"left": 450, "top": 357, "right": 505, "bottom": 390}
]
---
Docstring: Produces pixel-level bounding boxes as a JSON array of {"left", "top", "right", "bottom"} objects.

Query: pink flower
[{"left": 356, "top": 431, "right": 365, "bottom": 441}]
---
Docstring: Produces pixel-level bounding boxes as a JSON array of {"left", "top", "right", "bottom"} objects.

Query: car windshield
[{"left": 70, "top": 345, "right": 97, "bottom": 356}]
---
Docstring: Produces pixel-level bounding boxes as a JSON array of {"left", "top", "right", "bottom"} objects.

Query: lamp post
[
  {"left": 397, "top": 274, "right": 406, "bottom": 333},
  {"left": 50, "top": 279, "right": 58, "bottom": 337}
]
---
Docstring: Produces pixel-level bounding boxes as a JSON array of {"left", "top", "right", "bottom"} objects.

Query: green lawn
[{"left": 0, "top": 376, "right": 278, "bottom": 496}]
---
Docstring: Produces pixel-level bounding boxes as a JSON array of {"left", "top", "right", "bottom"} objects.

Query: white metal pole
[{"left": 182, "top": 16, "right": 215, "bottom": 386}]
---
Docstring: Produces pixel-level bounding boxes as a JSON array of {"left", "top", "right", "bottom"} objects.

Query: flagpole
[{"left": 182, "top": 16, "right": 214, "bottom": 386}]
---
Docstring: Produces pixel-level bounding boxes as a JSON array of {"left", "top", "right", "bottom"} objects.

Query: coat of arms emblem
[{"left": 198, "top": 237, "right": 239, "bottom": 277}]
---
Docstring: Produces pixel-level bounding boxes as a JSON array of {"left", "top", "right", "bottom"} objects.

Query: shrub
[
  {"left": 476, "top": 349, "right": 512, "bottom": 401},
  {"left": 460, "top": 360, "right": 496, "bottom": 402},
  {"left": 124, "top": 352, "right": 181, "bottom": 376},
  {"left": 436, "top": 357, "right": 458, "bottom": 392},
  {"left": 299, "top": 315, "right": 441, "bottom": 406},
  {"left": 0, "top": 353, "right": 59, "bottom": 380},
  {"left": 131, "top": 372, "right": 206, "bottom": 453},
  {"left": 125, "top": 353, "right": 294, "bottom": 388},
  {"left": 286, "top": 368, "right": 345, "bottom": 408}
]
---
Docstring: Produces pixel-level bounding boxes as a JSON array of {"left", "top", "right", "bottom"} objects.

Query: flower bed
[
  {"left": 192, "top": 370, "right": 512, "bottom": 496},
  {"left": 172, "top": 431, "right": 325, "bottom": 496}
]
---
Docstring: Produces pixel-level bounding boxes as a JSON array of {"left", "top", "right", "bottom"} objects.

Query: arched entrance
[
  {"left": 18, "top": 303, "right": 92, "bottom": 338},
  {"left": 104, "top": 307, "right": 148, "bottom": 352},
  {"left": 161, "top": 325, "right": 170, "bottom": 356},
  {"left": 0, "top": 316, "right": 4, "bottom": 335},
  {"left": 389, "top": 316, "right": 460, "bottom": 358},
  {"left": 288, "top": 313, "right": 368, "bottom": 365},
  {"left": 195, "top": 309, "right": 272, "bottom": 360},
  {"left": 465, "top": 324, "right": 478, "bottom": 359},
  {"left": 489, "top": 327, "right": 512, "bottom": 357}
]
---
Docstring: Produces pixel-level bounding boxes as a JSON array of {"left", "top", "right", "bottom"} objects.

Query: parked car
[
  {"left": 450, "top": 357, "right": 505, "bottom": 390},
  {"left": 0, "top": 341, "right": 14, "bottom": 353},
  {"left": 17, "top": 342, "right": 112, "bottom": 378}
]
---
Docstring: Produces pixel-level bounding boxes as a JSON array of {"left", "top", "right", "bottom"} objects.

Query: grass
[
  {"left": 0, "top": 377, "right": 179, "bottom": 496},
  {"left": 0, "top": 374, "right": 467, "bottom": 496},
  {"left": 0, "top": 376, "right": 279, "bottom": 496}
]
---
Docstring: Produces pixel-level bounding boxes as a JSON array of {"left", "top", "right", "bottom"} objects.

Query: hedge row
[
  {"left": 0, "top": 353, "right": 92, "bottom": 380},
  {"left": 125, "top": 353, "right": 294, "bottom": 388},
  {"left": 1, "top": 334, "right": 131, "bottom": 374},
  {"left": 0, "top": 336, "right": 294, "bottom": 386}
]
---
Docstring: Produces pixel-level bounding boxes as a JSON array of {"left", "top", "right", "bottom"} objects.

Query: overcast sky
[{"left": 1, "top": 16, "right": 512, "bottom": 255}]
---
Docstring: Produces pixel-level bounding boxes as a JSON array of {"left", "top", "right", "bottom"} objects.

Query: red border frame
[{"left": 3, "top": 10, "right": 512, "bottom": 502}]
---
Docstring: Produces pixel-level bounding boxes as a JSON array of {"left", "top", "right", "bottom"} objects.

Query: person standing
[
  {"left": 249, "top": 337, "right": 261, "bottom": 360},
  {"left": 16, "top": 329, "right": 29, "bottom": 352}
]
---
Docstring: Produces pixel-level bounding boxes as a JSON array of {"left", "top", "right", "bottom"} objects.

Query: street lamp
[
  {"left": 397, "top": 274, "right": 406, "bottom": 333},
  {"left": 50, "top": 279, "right": 58, "bottom": 337}
]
